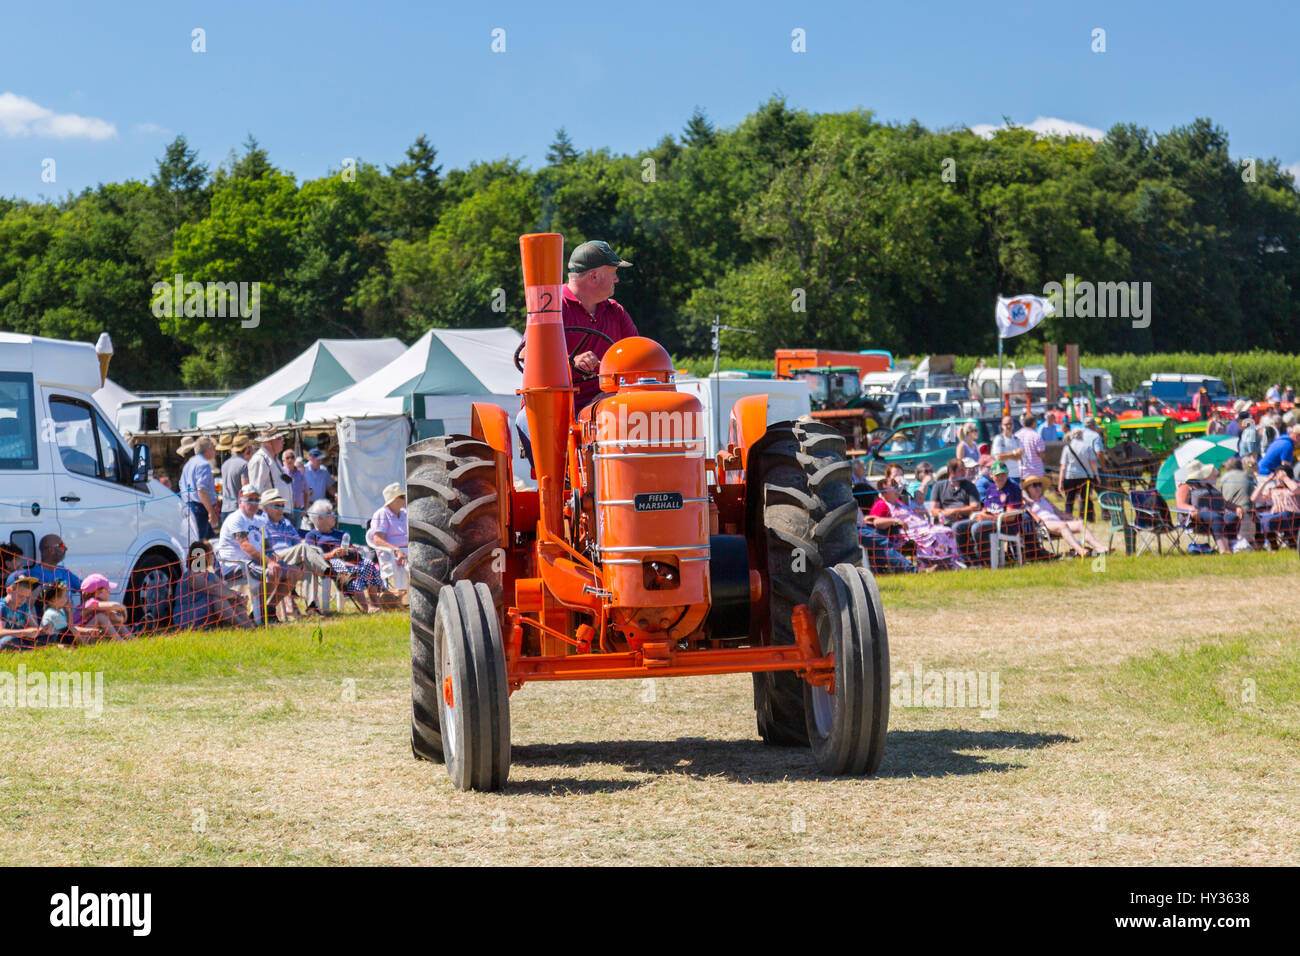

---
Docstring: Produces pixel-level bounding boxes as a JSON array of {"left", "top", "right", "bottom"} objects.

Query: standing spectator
[
  {"left": 1058, "top": 420, "right": 1104, "bottom": 521},
  {"left": 1265, "top": 383, "right": 1282, "bottom": 403},
  {"left": 1225, "top": 409, "right": 1247, "bottom": 439},
  {"left": 1143, "top": 394, "right": 1161, "bottom": 417},
  {"left": 928, "top": 457, "right": 982, "bottom": 565},
  {"left": 302, "top": 447, "right": 335, "bottom": 509},
  {"left": 1237, "top": 412, "right": 1262, "bottom": 461},
  {"left": 370, "top": 482, "right": 409, "bottom": 592},
  {"left": 1205, "top": 409, "right": 1226, "bottom": 435},
  {"left": 179, "top": 436, "right": 221, "bottom": 539},
  {"left": 955, "top": 421, "right": 980, "bottom": 462},
  {"left": 1257, "top": 424, "right": 1300, "bottom": 478},
  {"left": 1286, "top": 386, "right": 1296, "bottom": 404},
  {"left": 281, "top": 448, "right": 308, "bottom": 520},
  {"left": 1037, "top": 413, "right": 1062, "bottom": 443},
  {"left": 220, "top": 434, "right": 253, "bottom": 517},
  {"left": 1192, "top": 386, "right": 1212, "bottom": 419},
  {"left": 246, "top": 429, "right": 294, "bottom": 504},
  {"left": 991, "top": 415, "right": 1024, "bottom": 479},
  {"left": 1014, "top": 412, "right": 1046, "bottom": 478}
]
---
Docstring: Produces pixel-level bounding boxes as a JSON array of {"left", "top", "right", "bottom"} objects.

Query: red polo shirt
[{"left": 562, "top": 285, "right": 637, "bottom": 409}]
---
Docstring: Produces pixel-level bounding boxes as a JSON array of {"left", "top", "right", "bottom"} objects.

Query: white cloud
[
  {"left": 1285, "top": 161, "right": 1300, "bottom": 182},
  {"left": 969, "top": 115, "right": 1105, "bottom": 142},
  {"left": 0, "top": 91, "right": 116, "bottom": 140},
  {"left": 134, "top": 122, "right": 170, "bottom": 135}
]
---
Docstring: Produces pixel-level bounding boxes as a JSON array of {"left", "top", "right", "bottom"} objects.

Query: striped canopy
[{"left": 1155, "top": 435, "right": 1240, "bottom": 501}]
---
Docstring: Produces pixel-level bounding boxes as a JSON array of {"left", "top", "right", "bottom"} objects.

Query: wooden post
[{"left": 1044, "top": 344, "right": 1059, "bottom": 406}]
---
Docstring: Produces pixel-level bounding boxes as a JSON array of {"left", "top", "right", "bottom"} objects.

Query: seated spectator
[
  {"left": 370, "top": 482, "right": 409, "bottom": 592},
  {"left": 928, "top": 457, "right": 982, "bottom": 565},
  {"left": 968, "top": 462, "right": 1030, "bottom": 565},
  {"left": 857, "top": 502, "right": 917, "bottom": 574},
  {"left": 0, "top": 543, "right": 23, "bottom": 586},
  {"left": 174, "top": 541, "right": 253, "bottom": 630},
  {"left": 905, "top": 462, "right": 936, "bottom": 501},
  {"left": 216, "top": 487, "right": 295, "bottom": 623},
  {"left": 1249, "top": 467, "right": 1300, "bottom": 549},
  {"left": 850, "top": 455, "right": 871, "bottom": 491},
  {"left": 869, "top": 483, "right": 957, "bottom": 569},
  {"left": 1218, "top": 456, "right": 1256, "bottom": 551},
  {"left": 78, "top": 573, "right": 131, "bottom": 640},
  {"left": 0, "top": 571, "right": 49, "bottom": 649},
  {"left": 34, "top": 581, "right": 98, "bottom": 645},
  {"left": 257, "top": 490, "right": 328, "bottom": 619},
  {"left": 1257, "top": 423, "right": 1299, "bottom": 478},
  {"left": 303, "top": 500, "right": 385, "bottom": 613},
  {"left": 1175, "top": 461, "right": 1239, "bottom": 554},
  {"left": 880, "top": 463, "right": 905, "bottom": 488},
  {"left": 23, "top": 534, "right": 83, "bottom": 595},
  {"left": 1021, "top": 475, "right": 1108, "bottom": 557},
  {"left": 973, "top": 452, "right": 995, "bottom": 497},
  {"left": 1205, "top": 409, "right": 1226, "bottom": 436}
]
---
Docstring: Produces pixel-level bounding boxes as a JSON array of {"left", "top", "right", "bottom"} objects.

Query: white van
[{"left": 1, "top": 332, "right": 188, "bottom": 627}]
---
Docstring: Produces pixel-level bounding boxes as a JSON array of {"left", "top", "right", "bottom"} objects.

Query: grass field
[{"left": 2, "top": 549, "right": 1297, "bottom": 865}]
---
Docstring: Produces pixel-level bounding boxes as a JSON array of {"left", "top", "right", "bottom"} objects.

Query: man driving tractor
[{"left": 516, "top": 239, "right": 637, "bottom": 462}]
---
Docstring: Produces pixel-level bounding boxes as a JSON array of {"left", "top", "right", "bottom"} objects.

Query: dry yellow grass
[{"left": 1, "top": 554, "right": 1297, "bottom": 865}]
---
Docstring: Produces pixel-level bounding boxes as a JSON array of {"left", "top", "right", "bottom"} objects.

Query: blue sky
[{"left": 2, "top": 0, "right": 1298, "bottom": 200}]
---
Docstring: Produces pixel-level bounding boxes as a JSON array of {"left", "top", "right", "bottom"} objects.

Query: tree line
[{"left": 1, "top": 97, "right": 1297, "bottom": 390}]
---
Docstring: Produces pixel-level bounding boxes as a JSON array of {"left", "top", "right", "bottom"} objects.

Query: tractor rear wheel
[
  {"left": 407, "top": 436, "right": 505, "bottom": 762},
  {"left": 436, "top": 581, "right": 511, "bottom": 792},
  {"left": 804, "top": 564, "right": 889, "bottom": 776},
  {"left": 751, "top": 420, "right": 861, "bottom": 746}
]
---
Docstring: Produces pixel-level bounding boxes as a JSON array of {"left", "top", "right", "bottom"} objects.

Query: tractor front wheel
[
  {"left": 804, "top": 563, "right": 890, "bottom": 776},
  {"left": 436, "top": 580, "right": 511, "bottom": 792}
]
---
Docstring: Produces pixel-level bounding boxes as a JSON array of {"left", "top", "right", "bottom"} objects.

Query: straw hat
[
  {"left": 230, "top": 434, "right": 251, "bottom": 453},
  {"left": 255, "top": 427, "right": 284, "bottom": 443},
  {"left": 260, "top": 489, "right": 287, "bottom": 507},
  {"left": 383, "top": 482, "right": 406, "bottom": 505},
  {"left": 177, "top": 436, "right": 197, "bottom": 457},
  {"left": 216, "top": 431, "right": 235, "bottom": 452},
  {"left": 1021, "top": 474, "right": 1049, "bottom": 490},
  {"left": 1184, "top": 460, "right": 1216, "bottom": 481}
]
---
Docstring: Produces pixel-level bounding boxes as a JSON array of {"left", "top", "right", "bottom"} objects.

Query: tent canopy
[
  {"left": 302, "top": 328, "right": 523, "bottom": 420},
  {"left": 92, "top": 378, "right": 138, "bottom": 422},
  {"left": 195, "top": 338, "right": 406, "bottom": 428}
]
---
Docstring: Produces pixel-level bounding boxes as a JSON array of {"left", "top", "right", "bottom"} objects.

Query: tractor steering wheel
[{"left": 513, "top": 325, "right": 617, "bottom": 381}]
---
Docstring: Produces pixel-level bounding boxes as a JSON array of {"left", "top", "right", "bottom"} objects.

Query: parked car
[
  {"left": 1135, "top": 374, "right": 1237, "bottom": 421},
  {"left": 1, "top": 332, "right": 187, "bottom": 628}
]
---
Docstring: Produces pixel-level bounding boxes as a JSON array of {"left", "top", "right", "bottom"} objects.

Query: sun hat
[
  {"left": 80, "top": 573, "right": 111, "bottom": 595},
  {"left": 231, "top": 434, "right": 251, "bottom": 453},
  {"left": 177, "top": 436, "right": 197, "bottom": 457},
  {"left": 1021, "top": 474, "right": 1049, "bottom": 490},
  {"left": 255, "top": 428, "right": 283, "bottom": 442},
  {"left": 1184, "top": 460, "right": 1215, "bottom": 481},
  {"left": 383, "top": 482, "right": 406, "bottom": 505},
  {"left": 5, "top": 570, "right": 39, "bottom": 588},
  {"left": 260, "top": 489, "right": 286, "bottom": 507},
  {"left": 215, "top": 432, "right": 234, "bottom": 452}
]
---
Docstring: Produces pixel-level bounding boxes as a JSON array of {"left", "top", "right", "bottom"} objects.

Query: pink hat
[{"left": 80, "top": 573, "right": 111, "bottom": 594}]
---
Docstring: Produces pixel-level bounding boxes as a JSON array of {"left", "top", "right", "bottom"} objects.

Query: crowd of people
[
  {"left": 0, "top": 428, "right": 413, "bottom": 649},
  {"left": 852, "top": 411, "right": 1300, "bottom": 574}
]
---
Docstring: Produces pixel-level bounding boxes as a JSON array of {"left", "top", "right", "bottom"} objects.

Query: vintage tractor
[{"left": 406, "top": 233, "right": 890, "bottom": 791}]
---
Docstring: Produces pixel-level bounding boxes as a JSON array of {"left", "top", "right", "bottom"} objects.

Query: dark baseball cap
[
  {"left": 1236, "top": 410, "right": 1251, "bottom": 420},
  {"left": 568, "top": 240, "right": 632, "bottom": 274}
]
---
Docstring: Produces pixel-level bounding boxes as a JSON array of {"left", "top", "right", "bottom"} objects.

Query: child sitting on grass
[
  {"left": 34, "top": 582, "right": 101, "bottom": 646},
  {"left": 78, "top": 574, "right": 132, "bottom": 640}
]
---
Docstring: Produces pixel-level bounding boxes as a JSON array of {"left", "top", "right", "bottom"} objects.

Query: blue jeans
[
  {"left": 860, "top": 527, "right": 916, "bottom": 574},
  {"left": 188, "top": 501, "right": 214, "bottom": 539}
]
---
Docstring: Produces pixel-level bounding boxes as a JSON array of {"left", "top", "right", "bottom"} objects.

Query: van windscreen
[{"left": 0, "top": 373, "right": 38, "bottom": 470}]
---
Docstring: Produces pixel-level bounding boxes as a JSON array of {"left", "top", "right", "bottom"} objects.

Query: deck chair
[
  {"left": 1128, "top": 489, "right": 1186, "bottom": 556},
  {"left": 1097, "top": 490, "right": 1135, "bottom": 556}
]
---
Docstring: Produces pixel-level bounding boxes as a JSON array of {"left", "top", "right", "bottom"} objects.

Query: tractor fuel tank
[{"left": 593, "top": 386, "right": 709, "bottom": 627}]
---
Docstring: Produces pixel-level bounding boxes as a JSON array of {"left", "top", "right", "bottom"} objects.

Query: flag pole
[{"left": 998, "top": 334, "right": 1004, "bottom": 412}]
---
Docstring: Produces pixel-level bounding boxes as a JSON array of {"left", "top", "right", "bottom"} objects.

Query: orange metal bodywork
[
  {"left": 476, "top": 233, "right": 835, "bottom": 689},
  {"left": 774, "top": 349, "right": 890, "bottom": 379}
]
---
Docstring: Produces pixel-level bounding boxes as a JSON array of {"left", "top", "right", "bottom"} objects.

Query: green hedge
[{"left": 675, "top": 352, "right": 1300, "bottom": 398}]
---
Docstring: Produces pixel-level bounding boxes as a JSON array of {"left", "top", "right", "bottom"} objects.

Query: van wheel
[{"left": 127, "top": 553, "right": 177, "bottom": 633}]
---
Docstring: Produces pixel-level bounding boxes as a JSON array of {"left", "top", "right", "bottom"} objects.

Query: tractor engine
[{"left": 586, "top": 338, "right": 709, "bottom": 647}]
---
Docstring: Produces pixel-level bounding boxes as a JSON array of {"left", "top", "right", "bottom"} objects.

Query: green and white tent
[
  {"left": 300, "top": 328, "right": 523, "bottom": 426},
  {"left": 194, "top": 338, "right": 406, "bottom": 429}
]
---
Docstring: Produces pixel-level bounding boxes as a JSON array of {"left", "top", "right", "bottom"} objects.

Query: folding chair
[
  {"left": 1128, "top": 489, "right": 1186, "bottom": 556},
  {"left": 1171, "top": 507, "right": 1214, "bottom": 552},
  {"left": 1097, "top": 490, "right": 1135, "bottom": 556}
]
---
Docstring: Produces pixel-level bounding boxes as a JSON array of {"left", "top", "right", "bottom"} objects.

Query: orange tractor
[{"left": 407, "top": 233, "right": 889, "bottom": 790}]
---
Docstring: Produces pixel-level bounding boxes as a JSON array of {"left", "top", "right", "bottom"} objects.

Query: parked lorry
[
  {"left": 774, "top": 349, "right": 892, "bottom": 380},
  {"left": 1, "top": 332, "right": 188, "bottom": 628}
]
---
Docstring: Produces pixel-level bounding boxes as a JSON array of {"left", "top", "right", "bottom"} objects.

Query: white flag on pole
[{"left": 995, "top": 294, "right": 1055, "bottom": 339}]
